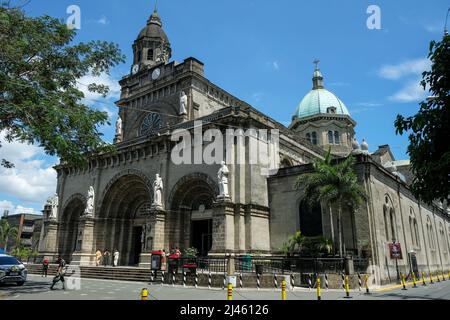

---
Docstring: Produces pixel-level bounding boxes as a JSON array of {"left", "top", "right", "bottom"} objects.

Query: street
[{"left": 1, "top": 275, "right": 450, "bottom": 300}]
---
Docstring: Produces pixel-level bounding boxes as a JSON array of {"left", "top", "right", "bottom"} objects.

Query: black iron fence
[
  {"left": 166, "top": 256, "right": 369, "bottom": 275},
  {"left": 235, "top": 257, "right": 346, "bottom": 274},
  {"left": 167, "top": 257, "right": 228, "bottom": 274}
]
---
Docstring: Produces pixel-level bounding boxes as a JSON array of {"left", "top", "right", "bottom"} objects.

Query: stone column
[
  {"left": 139, "top": 208, "right": 167, "bottom": 267},
  {"left": 210, "top": 200, "right": 235, "bottom": 255},
  {"left": 71, "top": 216, "right": 96, "bottom": 266},
  {"left": 38, "top": 215, "right": 59, "bottom": 262}
]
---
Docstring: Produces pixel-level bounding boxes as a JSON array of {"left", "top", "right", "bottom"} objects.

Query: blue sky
[{"left": 0, "top": 0, "right": 448, "bottom": 214}]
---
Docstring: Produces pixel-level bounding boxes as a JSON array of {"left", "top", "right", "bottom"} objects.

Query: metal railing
[
  {"left": 235, "top": 257, "right": 346, "bottom": 275},
  {"left": 167, "top": 257, "right": 227, "bottom": 274},
  {"left": 167, "top": 256, "right": 368, "bottom": 275}
]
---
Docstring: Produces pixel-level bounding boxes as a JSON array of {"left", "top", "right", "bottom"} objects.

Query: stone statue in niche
[
  {"left": 84, "top": 186, "right": 95, "bottom": 217},
  {"left": 114, "top": 116, "right": 123, "bottom": 143},
  {"left": 179, "top": 91, "right": 188, "bottom": 116},
  {"left": 152, "top": 174, "right": 164, "bottom": 209},
  {"left": 46, "top": 193, "right": 59, "bottom": 220},
  {"left": 217, "top": 161, "right": 230, "bottom": 199}
]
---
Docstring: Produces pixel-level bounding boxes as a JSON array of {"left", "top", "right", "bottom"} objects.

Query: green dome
[
  {"left": 293, "top": 64, "right": 351, "bottom": 119},
  {"left": 294, "top": 88, "right": 350, "bottom": 119}
]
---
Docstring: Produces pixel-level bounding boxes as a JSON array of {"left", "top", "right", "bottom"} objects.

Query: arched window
[
  {"left": 426, "top": 217, "right": 435, "bottom": 250},
  {"left": 439, "top": 223, "right": 447, "bottom": 253},
  {"left": 383, "top": 204, "right": 390, "bottom": 241},
  {"left": 334, "top": 131, "right": 340, "bottom": 145},
  {"left": 389, "top": 208, "right": 397, "bottom": 242},
  {"left": 306, "top": 133, "right": 311, "bottom": 143},
  {"left": 383, "top": 195, "right": 397, "bottom": 242},
  {"left": 299, "top": 200, "right": 323, "bottom": 237},
  {"left": 328, "top": 131, "right": 334, "bottom": 144},
  {"left": 147, "top": 49, "right": 154, "bottom": 61},
  {"left": 409, "top": 208, "right": 420, "bottom": 248},
  {"left": 311, "top": 132, "right": 318, "bottom": 145}
]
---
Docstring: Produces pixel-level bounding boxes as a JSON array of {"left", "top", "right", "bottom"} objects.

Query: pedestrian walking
[
  {"left": 113, "top": 249, "right": 120, "bottom": 267},
  {"left": 103, "top": 249, "right": 111, "bottom": 266},
  {"left": 95, "top": 249, "right": 102, "bottom": 266},
  {"left": 41, "top": 258, "right": 49, "bottom": 277},
  {"left": 161, "top": 250, "right": 167, "bottom": 272},
  {"left": 50, "top": 257, "right": 67, "bottom": 290}
]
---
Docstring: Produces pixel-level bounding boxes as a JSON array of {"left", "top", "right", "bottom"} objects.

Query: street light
[{"left": 445, "top": 8, "right": 450, "bottom": 36}]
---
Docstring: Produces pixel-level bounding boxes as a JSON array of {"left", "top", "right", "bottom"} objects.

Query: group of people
[
  {"left": 158, "top": 247, "right": 182, "bottom": 271},
  {"left": 95, "top": 249, "right": 120, "bottom": 267}
]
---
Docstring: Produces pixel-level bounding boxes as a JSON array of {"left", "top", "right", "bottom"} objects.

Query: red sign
[{"left": 389, "top": 242, "right": 403, "bottom": 260}]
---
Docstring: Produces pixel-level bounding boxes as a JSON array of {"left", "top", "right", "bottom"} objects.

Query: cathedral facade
[{"left": 38, "top": 9, "right": 450, "bottom": 285}]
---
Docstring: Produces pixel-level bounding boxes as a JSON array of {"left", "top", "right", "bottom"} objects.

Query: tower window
[
  {"left": 147, "top": 49, "right": 154, "bottom": 61},
  {"left": 328, "top": 131, "right": 334, "bottom": 144},
  {"left": 327, "top": 107, "right": 337, "bottom": 114},
  {"left": 334, "top": 131, "right": 340, "bottom": 145},
  {"left": 311, "top": 132, "right": 318, "bottom": 145},
  {"left": 137, "top": 50, "right": 142, "bottom": 62}
]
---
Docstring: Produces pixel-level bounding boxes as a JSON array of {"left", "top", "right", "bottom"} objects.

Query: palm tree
[
  {"left": 295, "top": 151, "right": 367, "bottom": 257},
  {"left": 0, "top": 219, "right": 18, "bottom": 253}
]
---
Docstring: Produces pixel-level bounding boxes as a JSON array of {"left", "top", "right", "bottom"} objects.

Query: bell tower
[{"left": 131, "top": 6, "right": 172, "bottom": 74}]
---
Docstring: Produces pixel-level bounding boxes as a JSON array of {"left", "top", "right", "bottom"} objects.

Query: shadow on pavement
[{"left": 0, "top": 278, "right": 60, "bottom": 297}]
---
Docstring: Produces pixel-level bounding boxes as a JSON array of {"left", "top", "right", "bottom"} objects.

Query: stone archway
[
  {"left": 168, "top": 173, "right": 218, "bottom": 255},
  {"left": 95, "top": 172, "right": 152, "bottom": 266},
  {"left": 58, "top": 194, "right": 85, "bottom": 263}
]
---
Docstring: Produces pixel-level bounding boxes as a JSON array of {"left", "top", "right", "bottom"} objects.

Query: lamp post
[{"left": 444, "top": 8, "right": 450, "bottom": 35}]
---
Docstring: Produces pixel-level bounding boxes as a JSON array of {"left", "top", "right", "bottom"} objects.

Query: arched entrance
[
  {"left": 58, "top": 195, "right": 85, "bottom": 263},
  {"left": 95, "top": 173, "right": 152, "bottom": 266},
  {"left": 169, "top": 173, "right": 218, "bottom": 256},
  {"left": 299, "top": 200, "right": 323, "bottom": 237}
]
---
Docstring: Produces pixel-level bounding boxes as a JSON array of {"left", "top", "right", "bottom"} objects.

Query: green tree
[
  {"left": 315, "top": 236, "right": 333, "bottom": 256},
  {"left": 0, "top": 5, "right": 125, "bottom": 168},
  {"left": 0, "top": 219, "right": 18, "bottom": 252},
  {"left": 281, "top": 231, "right": 307, "bottom": 256},
  {"left": 295, "top": 152, "right": 367, "bottom": 257},
  {"left": 395, "top": 34, "right": 450, "bottom": 204}
]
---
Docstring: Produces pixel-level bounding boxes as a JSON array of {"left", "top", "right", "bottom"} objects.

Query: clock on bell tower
[{"left": 131, "top": 6, "right": 172, "bottom": 74}]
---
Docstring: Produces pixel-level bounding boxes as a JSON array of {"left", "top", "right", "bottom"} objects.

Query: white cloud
[
  {"left": 0, "top": 200, "right": 13, "bottom": 214},
  {"left": 355, "top": 102, "right": 383, "bottom": 107},
  {"left": 378, "top": 58, "right": 431, "bottom": 80},
  {"left": 0, "top": 132, "right": 57, "bottom": 205},
  {"left": 97, "top": 15, "right": 109, "bottom": 25},
  {"left": 77, "top": 73, "right": 121, "bottom": 101},
  {"left": 251, "top": 92, "right": 264, "bottom": 102},
  {"left": 389, "top": 80, "right": 427, "bottom": 103},
  {"left": 272, "top": 61, "right": 280, "bottom": 71},
  {"left": 0, "top": 201, "right": 41, "bottom": 216}
]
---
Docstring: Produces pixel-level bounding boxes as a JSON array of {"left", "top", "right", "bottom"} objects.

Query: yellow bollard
[
  {"left": 364, "top": 274, "right": 371, "bottom": 295},
  {"left": 412, "top": 272, "right": 417, "bottom": 288},
  {"left": 317, "top": 277, "right": 321, "bottom": 301},
  {"left": 344, "top": 275, "right": 352, "bottom": 299},
  {"left": 227, "top": 283, "right": 233, "bottom": 301},
  {"left": 141, "top": 288, "right": 148, "bottom": 301},
  {"left": 421, "top": 272, "right": 426, "bottom": 286},
  {"left": 281, "top": 280, "right": 287, "bottom": 301},
  {"left": 401, "top": 273, "right": 407, "bottom": 290}
]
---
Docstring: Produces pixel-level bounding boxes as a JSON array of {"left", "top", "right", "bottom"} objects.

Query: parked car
[{"left": 0, "top": 254, "right": 27, "bottom": 286}]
